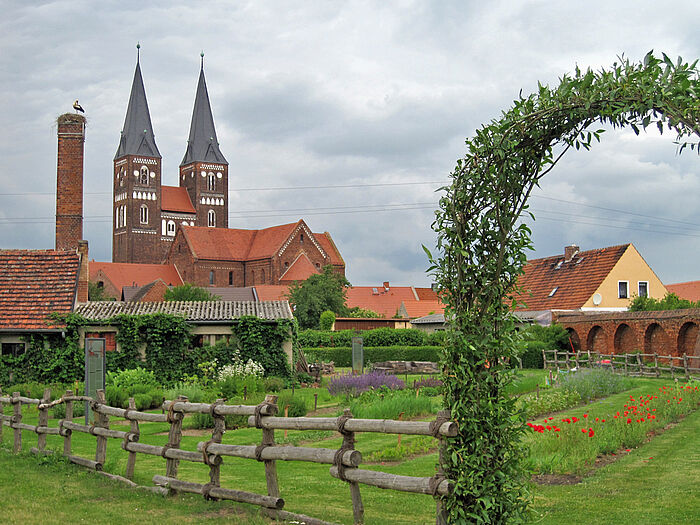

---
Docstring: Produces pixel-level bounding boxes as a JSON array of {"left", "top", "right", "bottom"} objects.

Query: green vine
[{"left": 428, "top": 52, "right": 700, "bottom": 523}]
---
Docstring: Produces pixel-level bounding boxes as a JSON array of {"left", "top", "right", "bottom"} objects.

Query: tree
[
  {"left": 428, "top": 52, "right": 700, "bottom": 523},
  {"left": 163, "top": 283, "right": 220, "bottom": 301},
  {"left": 287, "top": 266, "right": 350, "bottom": 329},
  {"left": 629, "top": 292, "right": 700, "bottom": 311},
  {"left": 88, "top": 281, "right": 115, "bottom": 301},
  {"left": 319, "top": 310, "right": 336, "bottom": 330},
  {"left": 346, "top": 307, "right": 382, "bottom": 318}
]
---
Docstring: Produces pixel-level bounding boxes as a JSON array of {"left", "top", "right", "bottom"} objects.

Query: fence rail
[
  {"left": 0, "top": 387, "right": 454, "bottom": 525},
  {"left": 542, "top": 349, "right": 700, "bottom": 381}
]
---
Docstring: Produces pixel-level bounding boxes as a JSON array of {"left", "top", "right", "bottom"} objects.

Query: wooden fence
[
  {"left": 542, "top": 349, "right": 700, "bottom": 381},
  {"left": 0, "top": 388, "right": 456, "bottom": 525}
]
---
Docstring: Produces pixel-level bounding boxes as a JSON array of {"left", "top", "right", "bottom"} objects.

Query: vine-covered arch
[{"left": 429, "top": 52, "right": 700, "bottom": 523}]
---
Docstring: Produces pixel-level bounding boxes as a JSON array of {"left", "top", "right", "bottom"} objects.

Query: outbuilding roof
[
  {"left": 74, "top": 300, "right": 293, "bottom": 322},
  {"left": 0, "top": 249, "right": 80, "bottom": 331}
]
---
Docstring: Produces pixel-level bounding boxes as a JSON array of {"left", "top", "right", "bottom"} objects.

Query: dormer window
[{"left": 548, "top": 287, "right": 558, "bottom": 297}]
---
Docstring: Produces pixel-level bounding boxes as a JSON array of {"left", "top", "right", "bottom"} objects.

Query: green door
[{"left": 85, "top": 338, "right": 105, "bottom": 424}]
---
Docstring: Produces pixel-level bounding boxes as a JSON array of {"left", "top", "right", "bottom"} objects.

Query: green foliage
[
  {"left": 164, "top": 382, "right": 213, "bottom": 404},
  {"left": 216, "top": 375, "right": 264, "bottom": 400},
  {"left": 105, "top": 385, "right": 130, "bottom": 409},
  {"left": 559, "top": 369, "right": 633, "bottom": 403},
  {"left": 348, "top": 388, "right": 440, "bottom": 419},
  {"left": 346, "top": 307, "right": 382, "bottom": 318},
  {"left": 51, "top": 400, "right": 85, "bottom": 418},
  {"left": 298, "top": 327, "right": 429, "bottom": 348},
  {"left": 517, "top": 324, "right": 571, "bottom": 368},
  {"left": 231, "top": 317, "right": 293, "bottom": 378},
  {"left": 107, "top": 367, "right": 160, "bottom": 390},
  {"left": 297, "top": 329, "right": 353, "bottom": 348},
  {"left": 629, "top": 292, "right": 700, "bottom": 311},
  {"left": 520, "top": 341, "right": 546, "bottom": 369},
  {"left": 263, "top": 377, "right": 285, "bottom": 392},
  {"left": 277, "top": 392, "right": 308, "bottom": 417},
  {"left": 163, "top": 283, "right": 220, "bottom": 301},
  {"left": 428, "top": 51, "right": 700, "bottom": 522},
  {"left": 88, "top": 281, "right": 115, "bottom": 301},
  {"left": 304, "top": 346, "right": 442, "bottom": 367},
  {"left": 319, "top": 310, "right": 336, "bottom": 331},
  {"left": 288, "top": 266, "right": 350, "bottom": 329}
]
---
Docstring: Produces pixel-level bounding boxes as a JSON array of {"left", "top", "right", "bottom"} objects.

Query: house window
[
  {"left": 208, "top": 210, "right": 216, "bottom": 227},
  {"left": 300, "top": 233, "right": 304, "bottom": 243},
  {"left": 208, "top": 172, "right": 216, "bottom": 191},
  {"left": 209, "top": 271, "right": 215, "bottom": 285},
  {"left": 229, "top": 271, "right": 233, "bottom": 285},
  {"left": 638, "top": 281, "right": 649, "bottom": 298},
  {"left": 284, "top": 262, "right": 289, "bottom": 268},
  {"left": 166, "top": 220, "right": 176, "bottom": 236},
  {"left": 140, "top": 166, "right": 149, "bottom": 185},
  {"left": 140, "top": 204, "right": 148, "bottom": 224},
  {"left": 618, "top": 281, "right": 629, "bottom": 299},
  {"left": 1, "top": 342, "right": 26, "bottom": 357}
]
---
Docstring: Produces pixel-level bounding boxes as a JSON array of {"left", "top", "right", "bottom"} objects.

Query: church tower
[
  {"left": 179, "top": 54, "right": 228, "bottom": 230},
  {"left": 112, "top": 47, "right": 163, "bottom": 263}
]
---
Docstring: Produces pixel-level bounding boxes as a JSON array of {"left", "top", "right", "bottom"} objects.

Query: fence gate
[{"left": 85, "top": 337, "right": 105, "bottom": 423}]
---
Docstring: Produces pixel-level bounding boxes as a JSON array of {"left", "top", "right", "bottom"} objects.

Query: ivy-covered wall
[{"left": 0, "top": 313, "right": 296, "bottom": 385}]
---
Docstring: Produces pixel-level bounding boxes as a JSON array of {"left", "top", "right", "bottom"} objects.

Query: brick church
[{"left": 111, "top": 54, "right": 344, "bottom": 287}]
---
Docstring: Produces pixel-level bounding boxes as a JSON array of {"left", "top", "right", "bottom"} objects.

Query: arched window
[
  {"left": 208, "top": 209, "right": 216, "bottom": 227},
  {"left": 161, "top": 219, "right": 166, "bottom": 235},
  {"left": 167, "top": 220, "right": 176, "bottom": 236},
  {"left": 209, "top": 271, "right": 215, "bottom": 285},
  {"left": 300, "top": 233, "right": 304, "bottom": 243},
  {"left": 140, "top": 166, "right": 149, "bottom": 186},
  {"left": 140, "top": 204, "right": 148, "bottom": 224},
  {"left": 123, "top": 205, "right": 127, "bottom": 228},
  {"left": 116, "top": 208, "right": 119, "bottom": 229},
  {"left": 208, "top": 172, "right": 216, "bottom": 191},
  {"left": 228, "top": 271, "right": 233, "bottom": 285}
]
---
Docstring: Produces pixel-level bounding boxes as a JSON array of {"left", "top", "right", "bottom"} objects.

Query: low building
[{"left": 90, "top": 261, "right": 183, "bottom": 300}]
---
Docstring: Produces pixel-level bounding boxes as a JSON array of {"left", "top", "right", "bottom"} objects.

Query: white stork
[{"left": 73, "top": 100, "right": 85, "bottom": 113}]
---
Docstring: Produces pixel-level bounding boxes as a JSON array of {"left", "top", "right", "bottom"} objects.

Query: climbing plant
[{"left": 428, "top": 52, "right": 700, "bottom": 523}]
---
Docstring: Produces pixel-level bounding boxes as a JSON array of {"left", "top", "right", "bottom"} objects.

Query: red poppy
[
  {"left": 572, "top": 417, "right": 579, "bottom": 423},
  {"left": 581, "top": 428, "right": 587, "bottom": 433},
  {"left": 583, "top": 414, "right": 588, "bottom": 418},
  {"left": 588, "top": 428, "right": 595, "bottom": 437},
  {"left": 627, "top": 418, "right": 632, "bottom": 424}
]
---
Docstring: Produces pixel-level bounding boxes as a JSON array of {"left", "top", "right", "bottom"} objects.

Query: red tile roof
[
  {"left": 254, "top": 285, "right": 290, "bottom": 301},
  {"left": 248, "top": 223, "right": 298, "bottom": 260},
  {"left": 345, "top": 286, "right": 419, "bottom": 318},
  {"left": 90, "top": 262, "right": 183, "bottom": 296},
  {"left": 665, "top": 281, "right": 700, "bottom": 302},
  {"left": 279, "top": 253, "right": 320, "bottom": 283},
  {"left": 0, "top": 250, "right": 80, "bottom": 330},
  {"left": 514, "top": 244, "right": 629, "bottom": 311},
  {"left": 315, "top": 232, "right": 345, "bottom": 267},
  {"left": 161, "top": 186, "right": 196, "bottom": 214},
  {"left": 414, "top": 287, "right": 439, "bottom": 301},
  {"left": 400, "top": 300, "right": 445, "bottom": 319}
]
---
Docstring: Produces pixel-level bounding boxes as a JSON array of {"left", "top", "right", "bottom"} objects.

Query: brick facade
[
  {"left": 56, "top": 114, "right": 85, "bottom": 251},
  {"left": 555, "top": 309, "right": 700, "bottom": 358}
]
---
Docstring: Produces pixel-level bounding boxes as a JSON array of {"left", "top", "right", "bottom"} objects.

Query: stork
[{"left": 73, "top": 100, "right": 85, "bottom": 113}]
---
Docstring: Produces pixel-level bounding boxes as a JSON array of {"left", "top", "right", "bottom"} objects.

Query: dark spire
[
  {"left": 114, "top": 50, "right": 161, "bottom": 160},
  {"left": 180, "top": 61, "right": 227, "bottom": 166}
]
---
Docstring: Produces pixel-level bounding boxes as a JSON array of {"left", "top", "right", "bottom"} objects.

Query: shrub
[
  {"left": 518, "top": 388, "right": 582, "bottom": 419},
  {"left": 560, "top": 369, "right": 633, "bottom": 403},
  {"left": 107, "top": 367, "right": 160, "bottom": 390},
  {"left": 348, "top": 388, "right": 439, "bottom": 419},
  {"left": 105, "top": 385, "right": 129, "bottom": 409},
  {"left": 305, "top": 346, "right": 442, "bottom": 367},
  {"left": 216, "top": 375, "right": 264, "bottom": 400},
  {"left": 319, "top": 310, "right": 336, "bottom": 331},
  {"left": 328, "top": 371, "right": 405, "bottom": 398},
  {"left": 520, "top": 341, "right": 546, "bottom": 369},
  {"left": 263, "top": 377, "right": 285, "bottom": 392},
  {"left": 164, "top": 382, "right": 213, "bottom": 404},
  {"left": 426, "top": 331, "right": 447, "bottom": 346},
  {"left": 133, "top": 393, "right": 152, "bottom": 411},
  {"left": 52, "top": 400, "right": 86, "bottom": 419},
  {"left": 363, "top": 328, "right": 427, "bottom": 347},
  {"left": 277, "top": 392, "right": 308, "bottom": 417}
]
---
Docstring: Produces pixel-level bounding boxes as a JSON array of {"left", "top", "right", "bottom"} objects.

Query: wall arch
[
  {"left": 566, "top": 328, "right": 581, "bottom": 352},
  {"left": 644, "top": 323, "right": 667, "bottom": 355},
  {"left": 613, "top": 323, "right": 635, "bottom": 354},
  {"left": 677, "top": 321, "right": 700, "bottom": 357},
  {"left": 587, "top": 325, "right": 606, "bottom": 353}
]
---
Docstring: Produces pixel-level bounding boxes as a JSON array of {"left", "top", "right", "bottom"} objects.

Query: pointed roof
[
  {"left": 279, "top": 253, "right": 321, "bottom": 283},
  {"left": 115, "top": 60, "right": 161, "bottom": 160},
  {"left": 181, "top": 65, "right": 227, "bottom": 166}
]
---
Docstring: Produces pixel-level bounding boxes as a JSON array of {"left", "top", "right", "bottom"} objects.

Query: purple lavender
[
  {"left": 413, "top": 377, "right": 443, "bottom": 389},
  {"left": 327, "top": 371, "right": 405, "bottom": 397}
]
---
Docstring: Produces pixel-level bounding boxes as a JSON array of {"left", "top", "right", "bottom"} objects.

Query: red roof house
[
  {"left": 90, "top": 262, "right": 183, "bottom": 300},
  {"left": 665, "top": 281, "right": 700, "bottom": 302}
]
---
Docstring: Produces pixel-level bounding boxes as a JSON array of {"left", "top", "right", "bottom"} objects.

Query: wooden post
[
  {"left": 624, "top": 354, "right": 628, "bottom": 376},
  {"left": 262, "top": 395, "right": 280, "bottom": 501},
  {"left": 536, "top": 384, "right": 539, "bottom": 400},
  {"left": 397, "top": 413, "right": 404, "bottom": 446},
  {"left": 37, "top": 388, "right": 51, "bottom": 452},
  {"left": 339, "top": 409, "right": 364, "bottom": 525},
  {"left": 541, "top": 349, "right": 547, "bottom": 370},
  {"left": 125, "top": 397, "right": 139, "bottom": 480},
  {"left": 284, "top": 405, "right": 289, "bottom": 439},
  {"left": 94, "top": 389, "right": 108, "bottom": 466},
  {"left": 564, "top": 350, "right": 570, "bottom": 371},
  {"left": 12, "top": 392, "right": 21, "bottom": 453},
  {"left": 654, "top": 353, "right": 660, "bottom": 378},
  {"left": 671, "top": 356, "right": 675, "bottom": 380},
  {"left": 683, "top": 353, "right": 690, "bottom": 381},
  {"left": 207, "top": 399, "right": 226, "bottom": 491},
  {"left": 553, "top": 349, "right": 558, "bottom": 370},
  {"left": 63, "top": 389, "right": 73, "bottom": 456},
  {"left": 587, "top": 348, "right": 591, "bottom": 369},
  {"left": 165, "top": 395, "right": 187, "bottom": 479},
  {"left": 314, "top": 393, "right": 318, "bottom": 411},
  {"left": 574, "top": 351, "right": 580, "bottom": 370},
  {"left": 435, "top": 409, "right": 450, "bottom": 525}
]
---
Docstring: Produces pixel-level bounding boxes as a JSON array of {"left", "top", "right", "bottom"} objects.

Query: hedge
[
  {"left": 298, "top": 328, "right": 446, "bottom": 348},
  {"left": 304, "top": 346, "right": 442, "bottom": 367},
  {"left": 520, "top": 341, "right": 545, "bottom": 369}
]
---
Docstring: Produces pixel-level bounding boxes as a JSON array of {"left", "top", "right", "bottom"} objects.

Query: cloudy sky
[{"left": 2, "top": 1, "right": 700, "bottom": 287}]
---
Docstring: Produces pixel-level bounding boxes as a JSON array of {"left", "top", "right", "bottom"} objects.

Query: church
[{"left": 111, "top": 53, "right": 345, "bottom": 287}]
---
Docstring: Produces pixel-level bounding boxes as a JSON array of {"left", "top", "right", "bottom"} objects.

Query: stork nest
[{"left": 57, "top": 113, "right": 87, "bottom": 125}]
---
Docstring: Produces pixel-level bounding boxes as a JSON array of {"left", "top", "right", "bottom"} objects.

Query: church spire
[
  {"left": 180, "top": 56, "right": 227, "bottom": 166},
  {"left": 114, "top": 48, "right": 161, "bottom": 160}
]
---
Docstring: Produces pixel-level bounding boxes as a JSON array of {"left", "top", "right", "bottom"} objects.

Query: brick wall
[
  {"left": 555, "top": 309, "right": 700, "bottom": 357},
  {"left": 56, "top": 114, "right": 85, "bottom": 251}
]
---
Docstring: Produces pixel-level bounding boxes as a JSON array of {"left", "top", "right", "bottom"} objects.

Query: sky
[{"left": 2, "top": 1, "right": 700, "bottom": 288}]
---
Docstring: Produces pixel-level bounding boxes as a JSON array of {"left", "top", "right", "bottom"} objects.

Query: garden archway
[
  {"left": 644, "top": 323, "right": 667, "bottom": 355},
  {"left": 677, "top": 321, "right": 700, "bottom": 356},
  {"left": 430, "top": 52, "right": 700, "bottom": 523}
]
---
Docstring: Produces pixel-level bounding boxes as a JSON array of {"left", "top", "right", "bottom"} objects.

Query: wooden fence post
[
  {"left": 671, "top": 356, "right": 675, "bottom": 380},
  {"left": 205, "top": 399, "right": 226, "bottom": 493},
  {"left": 435, "top": 409, "right": 450, "bottom": 525},
  {"left": 553, "top": 350, "right": 559, "bottom": 370},
  {"left": 12, "top": 391, "right": 21, "bottom": 453},
  {"left": 63, "top": 390, "right": 73, "bottom": 456},
  {"left": 541, "top": 349, "right": 547, "bottom": 369},
  {"left": 683, "top": 353, "right": 690, "bottom": 381},
  {"left": 125, "top": 397, "right": 139, "bottom": 480},
  {"left": 624, "top": 354, "right": 628, "bottom": 376},
  {"left": 338, "top": 408, "right": 364, "bottom": 525},
  {"left": 574, "top": 351, "right": 580, "bottom": 370},
  {"left": 37, "top": 388, "right": 51, "bottom": 452},
  {"left": 261, "top": 395, "right": 280, "bottom": 500},
  {"left": 653, "top": 353, "right": 660, "bottom": 378},
  {"left": 94, "top": 389, "right": 108, "bottom": 467},
  {"left": 165, "top": 395, "right": 187, "bottom": 479},
  {"left": 587, "top": 348, "right": 591, "bottom": 369}
]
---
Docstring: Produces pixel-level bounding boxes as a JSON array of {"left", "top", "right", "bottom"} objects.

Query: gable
[
  {"left": 279, "top": 253, "right": 321, "bottom": 283},
  {"left": 89, "top": 262, "right": 183, "bottom": 297}
]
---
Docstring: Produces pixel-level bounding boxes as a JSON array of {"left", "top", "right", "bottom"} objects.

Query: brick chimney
[
  {"left": 76, "top": 240, "right": 89, "bottom": 303},
  {"left": 564, "top": 244, "right": 579, "bottom": 262},
  {"left": 383, "top": 281, "right": 390, "bottom": 292},
  {"left": 56, "top": 113, "right": 86, "bottom": 251}
]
